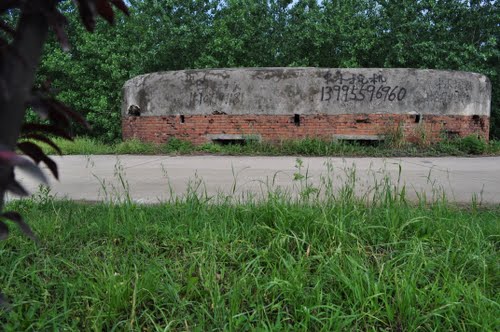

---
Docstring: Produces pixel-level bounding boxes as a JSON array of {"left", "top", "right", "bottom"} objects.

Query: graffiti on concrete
[
  {"left": 320, "top": 72, "right": 406, "bottom": 103},
  {"left": 189, "top": 82, "right": 244, "bottom": 107}
]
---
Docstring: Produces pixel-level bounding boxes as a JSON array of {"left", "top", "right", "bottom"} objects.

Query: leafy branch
[{"left": 0, "top": 0, "right": 128, "bottom": 306}]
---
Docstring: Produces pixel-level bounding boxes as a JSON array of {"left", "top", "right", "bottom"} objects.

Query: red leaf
[
  {"left": 45, "top": 98, "right": 90, "bottom": 129},
  {"left": 46, "top": 104, "right": 71, "bottom": 128},
  {"left": 96, "top": 0, "right": 115, "bottom": 24},
  {"left": 1, "top": 211, "right": 38, "bottom": 243},
  {"left": 75, "top": 0, "right": 97, "bottom": 32},
  {"left": 28, "top": 98, "right": 69, "bottom": 127},
  {"left": 16, "top": 142, "right": 45, "bottom": 164},
  {"left": 61, "top": 107, "right": 89, "bottom": 129},
  {"left": 22, "top": 123, "right": 73, "bottom": 141},
  {"left": 6, "top": 179, "right": 29, "bottom": 197},
  {"left": 42, "top": 156, "right": 58, "bottom": 180},
  {"left": 47, "top": 11, "right": 70, "bottom": 52},
  {"left": 28, "top": 96, "right": 89, "bottom": 130},
  {"left": 22, "top": 134, "right": 62, "bottom": 155},
  {"left": 110, "top": 0, "right": 129, "bottom": 16},
  {"left": 0, "top": 149, "right": 48, "bottom": 184},
  {"left": 28, "top": 98, "right": 49, "bottom": 120},
  {"left": 17, "top": 142, "right": 59, "bottom": 180}
]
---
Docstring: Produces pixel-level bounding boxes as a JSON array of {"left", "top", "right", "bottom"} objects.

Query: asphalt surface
[{"left": 9, "top": 155, "right": 500, "bottom": 204}]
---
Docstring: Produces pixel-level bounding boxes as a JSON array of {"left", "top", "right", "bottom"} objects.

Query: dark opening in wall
[
  {"left": 208, "top": 134, "right": 261, "bottom": 146},
  {"left": 356, "top": 118, "right": 371, "bottom": 124},
  {"left": 294, "top": 114, "right": 300, "bottom": 126},
  {"left": 333, "top": 134, "right": 384, "bottom": 146},
  {"left": 212, "top": 138, "right": 246, "bottom": 146},
  {"left": 128, "top": 105, "right": 141, "bottom": 116},
  {"left": 471, "top": 115, "right": 485, "bottom": 130},
  {"left": 415, "top": 114, "right": 421, "bottom": 123},
  {"left": 352, "top": 140, "right": 381, "bottom": 147},
  {"left": 180, "top": 115, "right": 185, "bottom": 123},
  {"left": 445, "top": 130, "right": 460, "bottom": 139}
]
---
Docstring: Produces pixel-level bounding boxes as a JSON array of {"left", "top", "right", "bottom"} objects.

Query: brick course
[{"left": 122, "top": 114, "right": 489, "bottom": 145}]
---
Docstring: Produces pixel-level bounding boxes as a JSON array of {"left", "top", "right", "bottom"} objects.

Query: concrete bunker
[{"left": 122, "top": 68, "right": 491, "bottom": 145}]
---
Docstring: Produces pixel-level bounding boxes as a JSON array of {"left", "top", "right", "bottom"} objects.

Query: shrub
[
  {"left": 384, "top": 122, "right": 407, "bottom": 149},
  {"left": 486, "top": 140, "right": 500, "bottom": 154},
  {"left": 161, "top": 138, "right": 194, "bottom": 154},
  {"left": 115, "top": 139, "right": 156, "bottom": 154},
  {"left": 459, "top": 135, "right": 487, "bottom": 155}
]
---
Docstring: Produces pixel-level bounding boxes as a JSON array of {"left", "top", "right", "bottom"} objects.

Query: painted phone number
[{"left": 320, "top": 85, "right": 407, "bottom": 103}]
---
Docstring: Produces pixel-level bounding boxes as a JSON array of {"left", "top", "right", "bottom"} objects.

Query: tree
[
  {"left": 0, "top": 0, "right": 129, "bottom": 306},
  {"left": 37, "top": 9, "right": 138, "bottom": 141},
  {"left": 200, "top": 0, "right": 277, "bottom": 68}
]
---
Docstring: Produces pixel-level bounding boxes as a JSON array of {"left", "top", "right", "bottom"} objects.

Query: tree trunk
[{"left": 0, "top": 0, "right": 53, "bottom": 211}]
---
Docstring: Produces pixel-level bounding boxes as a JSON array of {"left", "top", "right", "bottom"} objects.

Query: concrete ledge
[{"left": 333, "top": 134, "right": 386, "bottom": 141}]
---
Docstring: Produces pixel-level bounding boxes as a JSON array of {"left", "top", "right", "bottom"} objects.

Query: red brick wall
[{"left": 122, "top": 114, "right": 489, "bottom": 145}]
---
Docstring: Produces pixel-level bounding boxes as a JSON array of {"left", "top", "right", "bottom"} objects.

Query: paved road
[{"left": 9, "top": 155, "right": 500, "bottom": 204}]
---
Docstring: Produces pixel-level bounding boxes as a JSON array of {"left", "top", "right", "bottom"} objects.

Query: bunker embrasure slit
[
  {"left": 207, "top": 134, "right": 260, "bottom": 146},
  {"left": 356, "top": 118, "right": 371, "bottom": 124},
  {"left": 213, "top": 139, "right": 245, "bottom": 146},
  {"left": 333, "top": 134, "right": 385, "bottom": 145},
  {"left": 294, "top": 114, "right": 300, "bottom": 126}
]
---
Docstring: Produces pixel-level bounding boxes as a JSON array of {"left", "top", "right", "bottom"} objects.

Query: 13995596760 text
[{"left": 320, "top": 84, "right": 407, "bottom": 103}]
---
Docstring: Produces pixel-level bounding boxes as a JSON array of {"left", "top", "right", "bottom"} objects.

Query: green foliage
[
  {"left": 1, "top": 180, "right": 499, "bottom": 329},
  {"left": 38, "top": 0, "right": 500, "bottom": 141},
  {"left": 198, "top": 142, "right": 224, "bottom": 153},
  {"left": 486, "top": 139, "right": 500, "bottom": 154},
  {"left": 115, "top": 139, "right": 156, "bottom": 154},
  {"left": 432, "top": 139, "right": 464, "bottom": 156},
  {"left": 161, "top": 137, "right": 194, "bottom": 154},
  {"left": 33, "top": 136, "right": 500, "bottom": 157},
  {"left": 384, "top": 122, "right": 407, "bottom": 149},
  {"left": 458, "top": 135, "right": 488, "bottom": 155},
  {"left": 35, "top": 137, "right": 114, "bottom": 155}
]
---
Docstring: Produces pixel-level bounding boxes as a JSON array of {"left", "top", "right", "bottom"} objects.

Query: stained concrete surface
[
  {"left": 123, "top": 68, "right": 491, "bottom": 117},
  {"left": 8, "top": 155, "right": 500, "bottom": 205}
]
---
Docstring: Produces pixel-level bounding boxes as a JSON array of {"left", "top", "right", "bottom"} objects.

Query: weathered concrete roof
[{"left": 122, "top": 68, "right": 491, "bottom": 117}]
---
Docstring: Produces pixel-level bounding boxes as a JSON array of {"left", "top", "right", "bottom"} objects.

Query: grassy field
[
  {"left": 0, "top": 178, "right": 498, "bottom": 331},
  {"left": 34, "top": 136, "right": 500, "bottom": 157}
]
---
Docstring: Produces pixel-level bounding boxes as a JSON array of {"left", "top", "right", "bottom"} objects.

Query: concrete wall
[{"left": 122, "top": 68, "right": 491, "bottom": 144}]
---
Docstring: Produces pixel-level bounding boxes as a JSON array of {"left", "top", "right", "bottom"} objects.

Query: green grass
[
  {"left": 35, "top": 136, "right": 500, "bottom": 157},
  {"left": 1, "top": 177, "right": 498, "bottom": 330}
]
